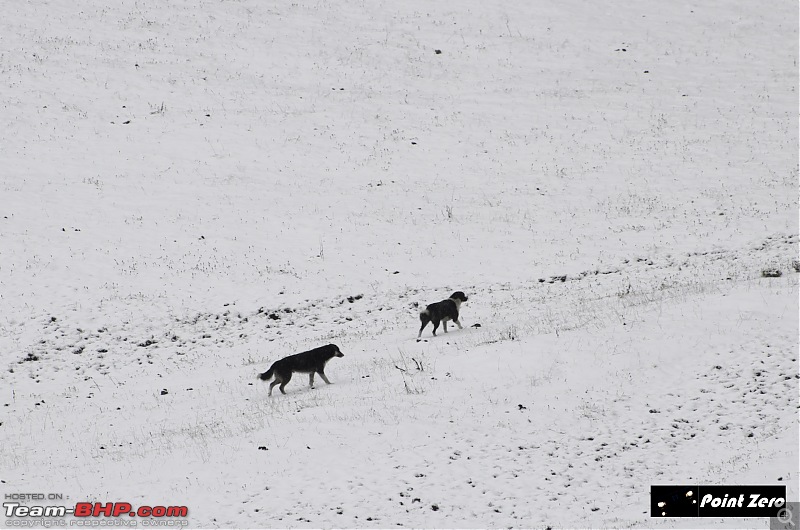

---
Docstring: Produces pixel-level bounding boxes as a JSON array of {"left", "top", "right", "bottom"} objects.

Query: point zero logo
[{"left": 652, "top": 485, "right": 787, "bottom": 518}]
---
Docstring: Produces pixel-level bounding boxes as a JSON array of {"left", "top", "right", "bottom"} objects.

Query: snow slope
[{"left": 1, "top": 0, "right": 797, "bottom": 528}]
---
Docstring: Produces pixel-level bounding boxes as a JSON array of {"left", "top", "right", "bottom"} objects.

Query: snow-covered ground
[{"left": 1, "top": 0, "right": 797, "bottom": 528}]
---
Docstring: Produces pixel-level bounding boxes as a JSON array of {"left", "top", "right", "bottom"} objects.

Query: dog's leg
[
  {"left": 309, "top": 372, "right": 315, "bottom": 389},
  {"left": 278, "top": 373, "right": 292, "bottom": 394},
  {"left": 318, "top": 372, "right": 332, "bottom": 385},
  {"left": 443, "top": 320, "right": 448, "bottom": 333},
  {"left": 454, "top": 318, "right": 463, "bottom": 329},
  {"left": 432, "top": 320, "right": 440, "bottom": 336},
  {"left": 268, "top": 380, "right": 280, "bottom": 397},
  {"left": 418, "top": 313, "right": 430, "bottom": 339}
]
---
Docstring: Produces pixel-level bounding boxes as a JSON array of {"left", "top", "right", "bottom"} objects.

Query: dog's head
[
  {"left": 450, "top": 291, "right": 468, "bottom": 303},
  {"left": 329, "top": 344, "right": 344, "bottom": 357}
]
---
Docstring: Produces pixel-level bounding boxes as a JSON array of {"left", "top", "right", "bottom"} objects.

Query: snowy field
[{"left": 1, "top": 0, "right": 798, "bottom": 528}]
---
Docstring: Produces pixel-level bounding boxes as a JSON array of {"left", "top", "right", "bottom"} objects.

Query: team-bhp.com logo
[{"left": 4, "top": 496, "right": 188, "bottom": 527}]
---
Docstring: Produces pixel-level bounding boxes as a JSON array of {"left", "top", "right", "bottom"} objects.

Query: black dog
[
  {"left": 417, "top": 291, "right": 468, "bottom": 339},
  {"left": 258, "top": 344, "right": 344, "bottom": 396}
]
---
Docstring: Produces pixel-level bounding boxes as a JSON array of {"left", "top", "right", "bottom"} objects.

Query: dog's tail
[
  {"left": 258, "top": 366, "right": 274, "bottom": 381},
  {"left": 417, "top": 308, "right": 431, "bottom": 340}
]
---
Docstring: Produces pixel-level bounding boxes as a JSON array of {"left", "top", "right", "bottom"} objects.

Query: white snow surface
[{"left": 1, "top": 0, "right": 798, "bottom": 528}]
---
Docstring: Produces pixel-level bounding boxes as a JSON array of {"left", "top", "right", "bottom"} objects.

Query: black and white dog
[
  {"left": 258, "top": 344, "right": 344, "bottom": 396},
  {"left": 417, "top": 291, "right": 468, "bottom": 340}
]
